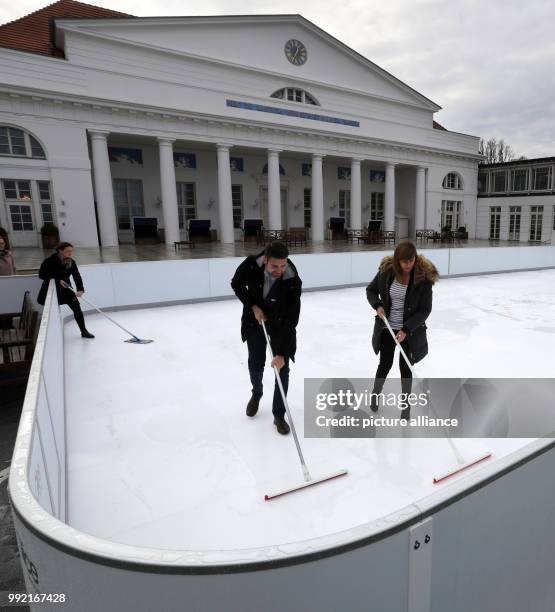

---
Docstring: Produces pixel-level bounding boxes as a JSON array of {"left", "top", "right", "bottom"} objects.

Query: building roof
[
  {"left": 1, "top": 1, "right": 449, "bottom": 132},
  {"left": 479, "top": 157, "right": 555, "bottom": 169},
  {"left": 0, "top": 0, "right": 132, "bottom": 58}
]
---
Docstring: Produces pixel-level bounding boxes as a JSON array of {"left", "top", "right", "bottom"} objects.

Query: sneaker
[
  {"left": 246, "top": 395, "right": 261, "bottom": 417},
  {"left": 81, "top": 330, "right": 95, "bottom": 339},
  {"left": 274, "top": 417, "right": 290, "bottom": 435},
  {"left": 370, "top": 394, "right": 379, "bottom": 413},
  {"left": 400, "top": 408, "right": 411, "bottom": 421}
]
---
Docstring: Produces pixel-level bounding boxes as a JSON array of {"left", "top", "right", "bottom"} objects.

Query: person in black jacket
[
  {"left": 231, "top": 242, "right": 302, "bottom": 435},
  {"left": 37, "top": 242, "right": 94, "bottom": 338},
  {"left": 366, "top": 241, "right": 438, "bottom": 419}
]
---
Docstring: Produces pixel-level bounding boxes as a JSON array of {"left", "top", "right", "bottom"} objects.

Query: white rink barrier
[
  {"left": 1, "top": 245, "right": 554, "bottom": 314},
  {"left": 7, "top": 267, "right": 555, "bottom": 611}
]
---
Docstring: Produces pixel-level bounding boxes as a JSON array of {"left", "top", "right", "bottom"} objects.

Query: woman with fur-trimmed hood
[{"left": 366, "top": 241, "right": 439, "bottom": 417}]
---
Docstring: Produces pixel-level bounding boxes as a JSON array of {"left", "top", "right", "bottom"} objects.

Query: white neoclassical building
[{"left": 0, "top": 1, "right": 481, "bottom": 248}]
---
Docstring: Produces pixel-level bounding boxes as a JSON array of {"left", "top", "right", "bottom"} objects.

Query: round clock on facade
[{"left": 284, "top": 39, "right": 307, "bottom": 66}]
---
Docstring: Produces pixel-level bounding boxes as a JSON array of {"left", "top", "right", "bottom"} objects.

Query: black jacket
[
  {"left": 231, "top": 252, "right": 302, "bottom": 359},
  {"left": 37, "top": 253, "right": 84, "bottom": 306},
  {"left": 366, "top": 255, "right": 438, "bottom": 364}
]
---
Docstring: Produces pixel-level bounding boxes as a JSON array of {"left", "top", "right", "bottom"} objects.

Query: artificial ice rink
[{"left": 64, "top": 268, "right": 555, "bottom": 551}]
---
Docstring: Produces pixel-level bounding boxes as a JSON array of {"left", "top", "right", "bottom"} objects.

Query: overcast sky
[{"left": 2, "top": 0, "right": 554, "bottom": 158}]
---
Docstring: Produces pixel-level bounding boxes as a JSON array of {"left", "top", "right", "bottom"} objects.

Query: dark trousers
[
  {"left": 246, "top": 325, "right": 289, "bottom": 418},
  {"left": 66, "top": 298, "right": 87, "bottom": 333},
  {"left": 373, "top": 328, "right": 413, "bottom": 396}
]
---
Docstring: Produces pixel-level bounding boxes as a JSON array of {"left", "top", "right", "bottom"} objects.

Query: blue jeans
[{"left": 246, "top": 324, "right": 289, "bottom": 418}]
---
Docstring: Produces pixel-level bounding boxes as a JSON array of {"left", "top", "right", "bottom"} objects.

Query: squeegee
[
  {"left": 380, "top": 314, "right": 492, "bottom": 483},
  {"left": 61, "top": 282, "right": 154, "bottom": 344},
  {"left": 260, "top": 320, "right": 348, "bottom": 501}
]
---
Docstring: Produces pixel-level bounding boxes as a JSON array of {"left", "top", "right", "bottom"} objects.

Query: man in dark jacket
[
  {"left": 37, "top": 242, "right": 94, "bottom": 338},
  {"left": 231, "top": 242, "right": 302, "bottom": 435}
]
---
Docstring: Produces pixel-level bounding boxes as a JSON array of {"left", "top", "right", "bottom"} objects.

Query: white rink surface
[{"left": 64, "top": 269, "right": 555, "bottom": 551}]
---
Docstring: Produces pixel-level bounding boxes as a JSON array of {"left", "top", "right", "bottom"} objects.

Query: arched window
[
  {"left": 0, "top": 126, "right": 46, "bottom": 159},
  {"left": 262, "top": 163, "right": 285, "bottom": 176},
  {"left": 442, "top": 172, "right": 463, "bottom": 190},
  {"left": 270, "top": 88, "right": 320, "bottom": 106}
]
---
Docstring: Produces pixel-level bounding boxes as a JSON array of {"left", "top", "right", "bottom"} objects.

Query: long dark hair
[{"left": 392, "top": 241, "right": 417, "bottom": 277}]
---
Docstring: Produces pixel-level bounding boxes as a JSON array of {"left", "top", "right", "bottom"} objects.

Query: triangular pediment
[{"left": 55, "top": 14, "right": 440, "bottom": 111}]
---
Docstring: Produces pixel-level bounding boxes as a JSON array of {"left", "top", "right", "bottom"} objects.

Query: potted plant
[{"left": 40, "top": 224, "right": 60, "bottom": 249}]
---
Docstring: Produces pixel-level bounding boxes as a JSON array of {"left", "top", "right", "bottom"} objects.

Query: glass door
[
  {"left": 2, "top": 179, "right": 38, "bottom": 247},
  {"left": 529, "top": 205, "right": 543, "bottom": 241},
  {"left": 338, "top": 190, "right": 351, "bottom": 227},
  {"left": 508, "top": 206, "right": 521, "bottom": 241},
  {"left": 441, "top": 200, "right": 462, "bottom": 230},
  {"left": 489, "top": 206, "right": 501, "bottom": 240},
  {"left": 113, "top": 179, "right": 144, "bottom": 242}
]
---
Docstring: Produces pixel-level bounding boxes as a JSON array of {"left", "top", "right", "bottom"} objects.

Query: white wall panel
[
  {"left": 350, "top": 251, "right": 388, "bottom": 284},
  {"left": 293, "top": 253, "right": 352, "bottom": 288},
  {"left": 0, "top": 276, "right": 42, "bottom": 312},
  {"left": 29, "top": 427, "right": 54, "bottom": 516},
  {"left": 78, "top": 264, "right": 117, "bottom": 310},
  {"left": 208, "top": 257, "right": 244, "bottom": 298},
  {"left": 36, "top": 376, "right": 61, "bottom": 519},
  {"left": 110, "top": 260, "right": 210, "bottom": 306}
]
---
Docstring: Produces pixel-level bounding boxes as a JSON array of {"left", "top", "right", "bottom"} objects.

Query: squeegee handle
[
  {"left": 380, "top": 313, "right": 466, "bottom": 462},
  {"left": 261, "top": 320, "right": 312, "bottom": 482},
  {"left": 380, "top": 314, "right": 415, "bottom": 376},
  {"left": 60, "top": 281, "right": 139, "bottom": 340}
]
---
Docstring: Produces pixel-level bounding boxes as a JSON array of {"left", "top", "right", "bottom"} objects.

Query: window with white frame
[
  {"left": 478, "top": 171, "right": 488, "bottom": 194},
  {"left": 492, "top": 170, "right": 507, "bottom": 192},
  {"left": 270, "top": 88, "right": 320, "bottom": 105},
  {"left": 529, "top": 205, "right": 543, "bottom": 241},
  {"left": 442, "top": 172, "right": 463, "bottom": 189},
  {"left": 441, "top": 200, "right": 462, "bottom": 230},
  {"left": 0, "top": 126, "right": 46, "bottom": 158},
  {"left": 232, "top": 184, "right": 243, "bottom": 229},
  {"left": 511, "top": 169, "right": 528, "bottom": 192},
  {"left": 2, "top": 179, "right": 32, "bottom": 201},
  {"left": 532, "top": 167, "right": 551, "bottom": 191},
  {"left": 338, "top": 190, "right": 351, "bottom": 226},
  {"left": 176, "top": 182, "right": 196, "bottom": 229},
  {"left": 37, "top": 180, "right": 55, "bottom": 225},
  {"left": 3, "top": 179, "right": 34, "bottom": 232},
  {"left": 509, "top": 206, "right": 521, "bottom": 240},
  {"left": 370, "top": 192, "right": 384, "bottom": 221},
  {"left": 113, "top": 179, "right": 144, "bottom": 230},
  {"left": 489, "top": 206, "right": 501, "bottom": 240},
  {"left": 304, "top": 188, "right": 311, "bottom": 228},
  {"left": 8, "top": 204, "right": 34, "bottom": 232}
]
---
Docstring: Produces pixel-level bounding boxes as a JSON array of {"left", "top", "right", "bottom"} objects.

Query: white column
[
  {"left": 157, "top": 138, "right": 180, "bottom": 245},
  {"left": 350, "top": 158, "right": 362, "bottom": 229},
  {"left": 267, "top": 149, "right": 282, "bottom": 230},
  {"left": 384, "top": 162, "right": 396, "bottom": 232},
  {"left": 90, "top": 131, "right": 118, "bottom": 247},
  {"left": 216, "top": 144, "right": 235, "bottom": 244},
  {"left": 311, "top": 154, "right": 325, "bottom": 241},
  {"left": 415, "top": 166, "right": 426, "bottom": 236}
]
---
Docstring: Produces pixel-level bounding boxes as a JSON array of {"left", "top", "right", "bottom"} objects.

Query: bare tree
[{"left": 479, "top": 137, "right": 522, "bottom": 163}]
